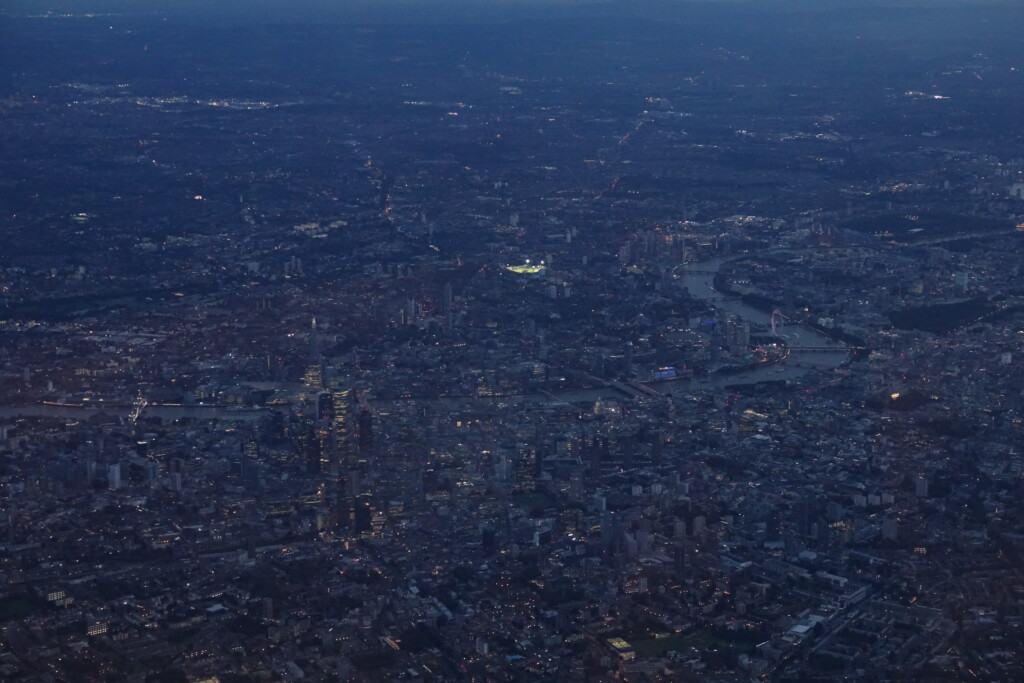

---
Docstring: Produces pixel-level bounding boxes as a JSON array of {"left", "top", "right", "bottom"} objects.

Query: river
[
  {"left": 0, "top": 256, "right": 851, "bottom": 422},
  {"left": 668, "top": 256, "right": 850, "bottom": 389}
]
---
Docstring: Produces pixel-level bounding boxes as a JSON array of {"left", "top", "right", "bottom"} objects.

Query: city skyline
[{"left": 1, "top": 1, "right": 1024, "bottom": 681}]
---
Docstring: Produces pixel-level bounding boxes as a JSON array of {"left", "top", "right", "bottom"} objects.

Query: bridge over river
[{"left": 669, "top": 256, "right": 854, "bottom": 388}]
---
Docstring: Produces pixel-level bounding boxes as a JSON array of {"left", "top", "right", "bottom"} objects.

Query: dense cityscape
[{"left": 3, "top": 1, "right": 1024, "bottom": 681}]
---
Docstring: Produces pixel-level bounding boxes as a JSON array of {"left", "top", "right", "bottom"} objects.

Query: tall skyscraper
[
  {"left": 332, "top": 388, "right": 352, "bottom": 471},
  {"left": 304, "top": 317, "right": 325, "bottom": 390},
  {"left": 357, "top": 408, "right": 374, "bottom": 452},
  {"left": 107, "top": 463, "right": 121, "bottom": 490}
]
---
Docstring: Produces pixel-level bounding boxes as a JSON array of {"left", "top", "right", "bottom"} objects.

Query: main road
[{"left": 0, "top": 402, "right": 278, "bottom": 422}]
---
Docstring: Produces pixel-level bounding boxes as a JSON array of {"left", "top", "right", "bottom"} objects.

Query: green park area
[
  {"left": 512, "top": 490, "right": 560, "bottom": 514},
  {"left": 631, "top": 634, "right": 693, "bottom": 658}
]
